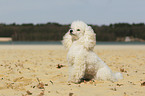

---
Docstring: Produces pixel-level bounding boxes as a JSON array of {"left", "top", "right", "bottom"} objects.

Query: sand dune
[{"left": 0, "top": 45, "right": 145, "bottom": 96}]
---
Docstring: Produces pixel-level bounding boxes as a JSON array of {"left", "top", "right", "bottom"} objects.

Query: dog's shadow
[{"left": 79, "top": 76, "right": 94, "bottom": 84}]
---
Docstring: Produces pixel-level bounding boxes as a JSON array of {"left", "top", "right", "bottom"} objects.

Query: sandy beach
[{"left": 0, "top": 45, "right": 145, "bottom": 96}]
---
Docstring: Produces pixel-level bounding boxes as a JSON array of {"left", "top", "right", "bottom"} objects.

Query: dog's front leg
[{"left": 68, "top": 55, "right": 86, "bottom": 83}]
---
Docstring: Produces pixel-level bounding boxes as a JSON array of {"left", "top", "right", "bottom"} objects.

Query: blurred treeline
[{"left": 0, "top": 22, "right": 145, "bottom": 41}]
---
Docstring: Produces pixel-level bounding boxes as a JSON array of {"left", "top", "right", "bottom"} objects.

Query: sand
[{"left": 0, "top": 45, "right": 145, "bottom": 96}]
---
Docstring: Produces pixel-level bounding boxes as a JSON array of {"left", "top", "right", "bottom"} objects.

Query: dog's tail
[{"left": 114, "top": 72, "right": 123, "bottom": 80}]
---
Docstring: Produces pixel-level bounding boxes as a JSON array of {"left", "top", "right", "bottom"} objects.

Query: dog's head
[
  {"left": 69, "top": 21, "right": 87, "bottom": 41},
  {"left": 62, "top": 20, "right": 96, "bottom": 50}
]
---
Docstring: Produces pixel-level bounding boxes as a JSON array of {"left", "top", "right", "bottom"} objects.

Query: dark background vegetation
[{"left": 0, "top": 22, "right": 145, "bottom": 41}]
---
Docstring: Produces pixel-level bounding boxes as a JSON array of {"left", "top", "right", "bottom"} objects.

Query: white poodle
[{"left": 62, "top": 21, "right": 123, "bottom": 83}]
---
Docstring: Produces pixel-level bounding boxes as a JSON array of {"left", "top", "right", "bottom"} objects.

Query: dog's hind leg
[{"left": 96, "top": 66, "right": 117, "bottom": 82}]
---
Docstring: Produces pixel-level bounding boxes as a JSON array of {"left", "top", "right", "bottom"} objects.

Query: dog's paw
[{"left": 68, "top": 79, "right": 81, "bottom": 84}]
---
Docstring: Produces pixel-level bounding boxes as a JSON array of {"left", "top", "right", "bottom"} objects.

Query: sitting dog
[{"left": 62, "top": 21, "right": 123, "bottom": 83}]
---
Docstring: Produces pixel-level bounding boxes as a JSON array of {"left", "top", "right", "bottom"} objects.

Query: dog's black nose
[
  {"left": 70, "top": 29, "right": 73, "bottom": 33},
  {"left": 69, "top": 29, "right": 73, "bottom": 35}
]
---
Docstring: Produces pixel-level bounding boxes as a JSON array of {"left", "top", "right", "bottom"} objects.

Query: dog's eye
[{"left": 77, "top": 29, "right": 80, "bottom": 31}]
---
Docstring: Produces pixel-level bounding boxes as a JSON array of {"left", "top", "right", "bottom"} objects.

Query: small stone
[
  {"left": 67, "top": 83, "right": 71, "bottom": 85},
  {"left": 26, "top": 90, "right": 32, "bottom": 95},
  {"left": 37, "top": 83, "right": 44, "bottom": 89},
  {"left": 110, "top": 88, "right": 117, "bottom": 91},
  {"left": 141, "top": 82, "right": 145, "bottom": 86},
  {"left": 56, "top": 64, "right": 64, "bottom": 69},
  {"left": 117, "top": 83, "right": 123, "bottom": 86},
  {"left": 69, "top": 93, "right": 74, "bottom": 96},
  {"left": 120, "top": 68, "right": 125, "bottom": 72},
  {"left": 50, "top": 80, "right": 53, "bottom": 85},
  {"left": 45, "top": 84, "right": 48, "bottom": 86}
]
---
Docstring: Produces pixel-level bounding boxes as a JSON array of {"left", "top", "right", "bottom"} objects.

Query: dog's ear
[
  {"left": 62, "top": 32, "right": 72, "bottom": 49},
  {"left": 84, "top": 26, "right": 96, "bottom": 50}
]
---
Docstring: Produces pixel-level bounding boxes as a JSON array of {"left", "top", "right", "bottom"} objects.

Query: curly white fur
[{"left": 62, "top": 21, "right": 123, "bottom": 83}]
